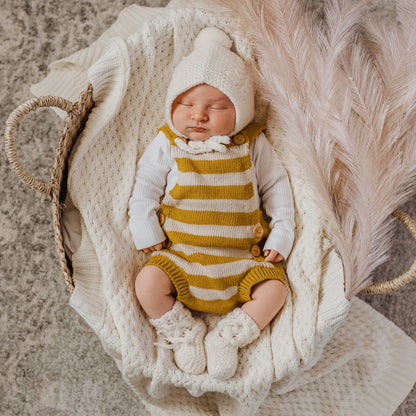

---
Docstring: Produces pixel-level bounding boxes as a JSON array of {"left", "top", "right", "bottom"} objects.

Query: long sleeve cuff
[
  {"left": 129, "top": 213, "right": 166, "bottom": 251},
  {"left": 264, "top": 225, "right": 295, "bottom": 261}
]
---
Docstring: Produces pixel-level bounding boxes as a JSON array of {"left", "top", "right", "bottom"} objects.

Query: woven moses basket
[
  {"left": 4, "top": 84, "right": 416, "bottom": 295},
  {"left": 3, "top": 4, "right": 416, "bottom": 415}
]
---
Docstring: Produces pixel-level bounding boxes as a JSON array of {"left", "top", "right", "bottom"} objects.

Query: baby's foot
[
  {"left": 171, "top": 317, "right": 207, "bottom": 374},
  {"left": 150, "top": 301, "right": 207, "bottom": 374},
  {"left": 205, "top": 308, "right": 259, "bottom": 380}
]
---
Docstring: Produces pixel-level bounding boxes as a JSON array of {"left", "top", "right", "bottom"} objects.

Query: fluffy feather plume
[
  {"left": 334, "top": 0, "right": 416, "bottom": 296},
  {"left": 199, "top": 0, "right": 416, "bottom": 298}
]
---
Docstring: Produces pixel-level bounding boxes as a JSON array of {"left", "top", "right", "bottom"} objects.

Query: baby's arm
[
  {"left": 128, "top": 132, "right": 172, "bottom": 251},
  {"left": 251, "top": 133, "right": 295, "bottom": 261}
]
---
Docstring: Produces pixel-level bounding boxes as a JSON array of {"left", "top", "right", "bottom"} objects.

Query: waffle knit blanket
[{"left": 31, "top": 3, "right": 416, "bottom": 415}]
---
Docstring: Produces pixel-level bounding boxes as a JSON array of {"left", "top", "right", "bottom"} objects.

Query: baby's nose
[{"left": 192, "top": 107, "right": 208, "bottom": 121}]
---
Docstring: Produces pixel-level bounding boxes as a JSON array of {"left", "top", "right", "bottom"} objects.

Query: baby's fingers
[
  {"left": 264, "top": 250, "right": 274, "bottom": 262},
  {"left": 274, "top": 254, "right": 284, "bottom": 262},
  {"left": 264, "top": 250, "right": 283, "bottom": 263},
  {"left": 154, "top": 242, "right": 163, "bottom": 251},
  {"left": 139, "top": 243, "right": 163, "bottom": 254}
]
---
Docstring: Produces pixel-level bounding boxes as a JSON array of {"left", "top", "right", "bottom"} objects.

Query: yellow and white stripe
[{"left": 148, "top": 123, "right": 285, "bottom": 313}]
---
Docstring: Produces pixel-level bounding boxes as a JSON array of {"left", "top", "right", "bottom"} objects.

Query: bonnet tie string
[{"left": 174, "top": 135, "right": 230, "bottom": 154}]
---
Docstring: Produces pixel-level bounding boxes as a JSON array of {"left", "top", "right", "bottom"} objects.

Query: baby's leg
[
  {"left": 135, "top": 265, "right": 177, "bottom": 319},
  {"left": 242, "top": 279, "right": 286, "bottom": 330},
  {"left": 136, "top": 265, "right": 206, "bottom": 374}
]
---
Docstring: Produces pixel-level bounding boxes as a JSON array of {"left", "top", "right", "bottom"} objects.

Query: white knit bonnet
[{"left": 165, "top": 27, "right": 255, "bottom": 137}]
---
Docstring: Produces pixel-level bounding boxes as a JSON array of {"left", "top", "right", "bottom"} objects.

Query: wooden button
[
  {"left": 232, "top": 134, "right": 246, "bottom": 145},
  {"left": 163, "top": 239, "right": 172, "bottom": 249},
  {"left": 158, "top": 213, "right": 166, "bottom": 226},
  {"left": 250, "top": 244, "right": 261, "bottom": 257},
  {"left": 252, "top": 224, "right": 264, "bottom": 238}
]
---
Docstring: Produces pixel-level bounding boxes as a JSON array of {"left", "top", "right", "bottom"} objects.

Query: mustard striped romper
[{"left": 147, "top": 122, "right": 285, "bottom": 314}]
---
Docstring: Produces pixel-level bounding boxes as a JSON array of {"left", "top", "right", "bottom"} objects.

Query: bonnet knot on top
[
  {"left": 193, "top": 27, "right": 233, "bottom": 50},
  {"left": 165, "top": 27, "right": 255, "bottom": 138}
]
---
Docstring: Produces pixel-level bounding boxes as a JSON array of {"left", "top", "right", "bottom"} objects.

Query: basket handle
[
  {"left": 4, "top": 95, "right": 75, "bottom": 197},
  {"left": 362, "top": 209, "right": 416, "bottom": 294}
]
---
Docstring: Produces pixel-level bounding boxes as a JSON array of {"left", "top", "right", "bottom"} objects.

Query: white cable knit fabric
[{"left": 31, "top": 3, "right": 416, "bottom": 415}]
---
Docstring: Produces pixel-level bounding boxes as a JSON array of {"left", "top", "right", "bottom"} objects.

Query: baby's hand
[
  {"left": 139, "top": 242, "right": 164, "bottom": 254},
  {"left": 264, "top": 249, "right": 284, "bottom": 263}
]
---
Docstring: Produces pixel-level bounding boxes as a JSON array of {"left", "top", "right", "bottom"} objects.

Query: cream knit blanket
[{"left": 32, "top": 4, "right": 416, "bottom": 415}]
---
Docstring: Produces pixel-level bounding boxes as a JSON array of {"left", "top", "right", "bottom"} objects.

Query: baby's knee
[
  {"left": 252, "top": 279, "right": 286, "bottom": 303},
  {"left": 135, "top": 265, "right": 173, "bottom": 300}
]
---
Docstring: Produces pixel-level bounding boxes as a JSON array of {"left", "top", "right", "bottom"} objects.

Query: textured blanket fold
[{"left": 31, "top": 3, "right": 416, "bottom": 415}]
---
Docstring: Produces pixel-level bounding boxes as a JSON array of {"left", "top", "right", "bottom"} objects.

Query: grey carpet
[{"left": 1, "top": 1, "right": 415, "bottom": 415}]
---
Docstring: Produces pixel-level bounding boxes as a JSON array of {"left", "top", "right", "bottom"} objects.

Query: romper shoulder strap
[
  {"left": 232, "top": 122, "right": 266, "bottom": 147},
  {"left": 158, "top": 125, "right": 179, "bottom": 146}
]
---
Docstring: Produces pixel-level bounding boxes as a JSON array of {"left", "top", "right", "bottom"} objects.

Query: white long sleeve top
[{"left": 128, "top": 130, "right": 295, "bottom": 259}]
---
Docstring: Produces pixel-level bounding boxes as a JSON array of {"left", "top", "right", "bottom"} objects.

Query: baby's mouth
[{"left": 189, "top": 127, "right": 207, "bottom": 132}]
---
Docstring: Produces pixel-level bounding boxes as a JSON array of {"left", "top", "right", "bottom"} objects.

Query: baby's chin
[{"left": 184, "top": 129, "right": 212, "bottom": 141}]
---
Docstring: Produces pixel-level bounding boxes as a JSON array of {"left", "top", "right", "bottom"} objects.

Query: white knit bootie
[
  {"left": 205, "top": 308, "right": 260, "bottom": 380},
  {"left": 150, "top": 301, "right": 207, "bottom": 375}
]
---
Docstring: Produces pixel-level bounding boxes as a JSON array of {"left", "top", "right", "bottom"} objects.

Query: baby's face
[{"left": 171, "top": 84, "right": 236, "bottom": 141}]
